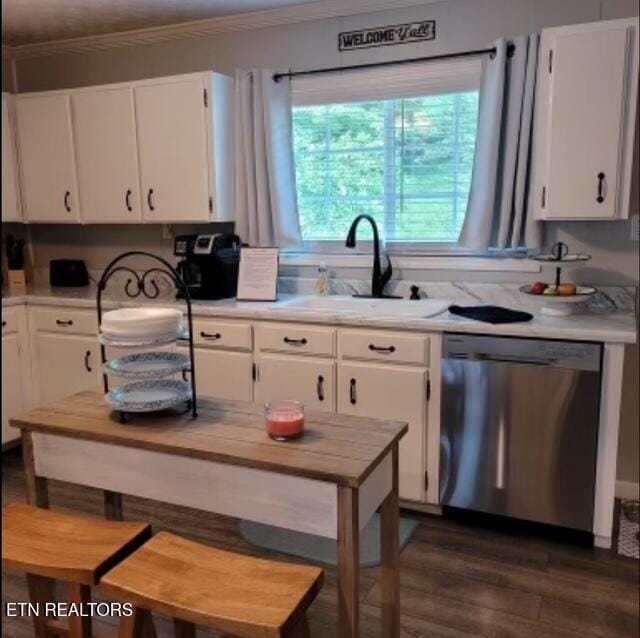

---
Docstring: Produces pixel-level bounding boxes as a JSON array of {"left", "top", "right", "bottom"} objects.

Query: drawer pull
[
  {"left": 596, "top": 172, "right": 606, "bottom": 203},
  {"left": 317, "top": 375, "right": 325, "bottom": 402},
  {"left": 84, "top": 350, "right": 92, "bottom": 373},
  {"left": 200, "top": 331, "right": 221, "bottom": 340},
  {"left": 56, "top": 319, "right": 74, "bottom": 327},
  {"left": 369, "top": 344, "right": 396, "bottom": 353},
  {"left": 350, "top": 378, "right": 357, "bottom": 405},
  {"left": 284, "top": 337, "right": 308, "bottom": 346}
]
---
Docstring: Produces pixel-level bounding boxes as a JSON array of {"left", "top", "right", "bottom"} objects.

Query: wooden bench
[
  {"left": 100, "top": 531, "right": 324, "bottom": 638},
  {"left": 2, "top": 503, "right": 151, "bottom": 638}
]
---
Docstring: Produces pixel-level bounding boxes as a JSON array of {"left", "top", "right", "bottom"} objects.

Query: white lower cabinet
[
  {"left": 2, "top": 332, "right": 25, "bottom": 444},
  {"left": 178, "top": 346, "right": 253, "bottom": 402},
  {"left": 337, "top": 361, "right": 427, "bottom": 502},
  {"left": 254, "top": 353, "right": 335, "bottom": 412},
  {"left": 34, "top": 334, "right": 101, "bottom": 405}
]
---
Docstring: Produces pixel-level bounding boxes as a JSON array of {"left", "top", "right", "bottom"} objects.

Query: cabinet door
[
  {"left": 535, "top": 20, "right": 638, "bottom": 219},
  {"left": 255, "top": 354, "right": 335, "bottom": 412},
  {"left": 35, "top": 334, "right": 100, "bottom": 405},
  {"left": 15, "top": 93, "right": 79, "bottom": 222},
  {"left": 177, "top": 346, "right": 253, "bottom": 402},
  {"left": 338, "top": 362, "right": 427, "bottom": 501},
  {"left": 135, "top": 77, "right": 211, "bottom": 222},
  {"left": 2, "top": 333, "right": 25, "bottom": 444},
  {"left": 2, "top": 93, "right": 21, "bottom": 222},
  {"left": 72, "top": 87, "right": 142, "bottom": 222}
]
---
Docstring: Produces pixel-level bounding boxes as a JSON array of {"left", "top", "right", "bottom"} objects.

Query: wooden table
[{"left": 12, "top": 390, "right": 407, "bottom": 638}]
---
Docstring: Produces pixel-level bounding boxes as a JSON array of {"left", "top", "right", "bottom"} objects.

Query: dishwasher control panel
[{"left": 443, "top": 333, "right": 602, "bottom": 371}]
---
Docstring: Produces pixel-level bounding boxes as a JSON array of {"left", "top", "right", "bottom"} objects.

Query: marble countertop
[{"left": 2, "top": 283, "right": 637, "bottom": 344}]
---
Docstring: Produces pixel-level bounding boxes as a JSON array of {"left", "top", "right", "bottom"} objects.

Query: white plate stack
[{"left": 100, "top": 307, "right": 193, "bottom": 413}]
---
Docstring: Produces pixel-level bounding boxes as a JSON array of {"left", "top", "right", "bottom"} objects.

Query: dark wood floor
[{"left": 2, "top": 446, "right": 638, "bottom": 638}]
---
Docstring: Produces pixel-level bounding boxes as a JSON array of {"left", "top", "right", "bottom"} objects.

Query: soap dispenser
[{"left": 316, "top": 263, "right": 330, "bottom": 296}]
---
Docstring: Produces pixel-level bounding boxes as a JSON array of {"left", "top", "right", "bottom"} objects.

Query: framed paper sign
[
  {"left": 338, "top": 20, "right": 436, "bottom": 51},
  {"left": 237, "top": 247, "right": 280, "bottom": 302}
]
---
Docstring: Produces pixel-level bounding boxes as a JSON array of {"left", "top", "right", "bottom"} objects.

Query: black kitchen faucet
[{"left": 345, "top": 214, "right": 400, "bottom": 299}]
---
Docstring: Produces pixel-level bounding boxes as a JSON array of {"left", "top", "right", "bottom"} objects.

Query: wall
[{"left": 8, "top": 0, "right": 640, "bottom": 489}]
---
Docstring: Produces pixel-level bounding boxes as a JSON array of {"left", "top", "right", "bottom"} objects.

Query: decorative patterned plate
[
  {"left": 99, "top": 327, "right": 189, "bottom": 347},
  {"left": 104, "top": 352, "right": 191, "bottom": 379},
  {"left": 106, "top": 379, "right": 192, "bottom": 412}
]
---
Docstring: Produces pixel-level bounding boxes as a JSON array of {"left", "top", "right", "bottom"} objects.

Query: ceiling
[{"left": 1, "top": 0, "right": 323, "bottom": 46}]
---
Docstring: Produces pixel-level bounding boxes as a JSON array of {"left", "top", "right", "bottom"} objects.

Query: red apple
[{"left": 530, "top": 281, "right": 548, "bottom": 295}]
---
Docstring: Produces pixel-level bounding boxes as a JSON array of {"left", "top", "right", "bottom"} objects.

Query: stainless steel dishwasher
[{"left": 440, "top": 333, "right": 602, "bottom": 532}]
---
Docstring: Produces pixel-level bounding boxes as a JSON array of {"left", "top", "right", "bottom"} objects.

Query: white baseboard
[{"left": 615, "top": 480, "right": 640, "bottom": 500}]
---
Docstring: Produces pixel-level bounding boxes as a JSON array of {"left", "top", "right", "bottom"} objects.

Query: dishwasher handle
[{"left": 466, "top": 353, "right": 555, "bottom": 366}]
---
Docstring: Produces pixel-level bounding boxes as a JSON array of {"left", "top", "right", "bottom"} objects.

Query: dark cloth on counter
[{"left": 448, "top": 304, "right": 533, "bottom": 324}]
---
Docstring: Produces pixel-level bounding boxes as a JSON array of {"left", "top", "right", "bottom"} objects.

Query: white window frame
[{"left": 290, "top": 57, "right": 495, "bottom": 259}]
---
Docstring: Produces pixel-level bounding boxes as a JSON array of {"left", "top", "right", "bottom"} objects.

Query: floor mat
[
  {"left": 618, "top": 500, "right": 639, "bottom": 559},
  {"left": 240, "top": 513, "right": 418, "bottom": 567}
]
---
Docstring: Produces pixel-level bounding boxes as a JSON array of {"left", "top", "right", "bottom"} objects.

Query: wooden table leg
[
  {"left": 337, "top": 485, "right": 359, "bottom": 638},
  {"left": 22, "top": 430, "right": 49, "bottom": 508},
  {"left": 104, "top": 490, "right": 124, "bottom": 521},
  {"left": 379, "top": 446, "right": 400, "bottom": 638}
]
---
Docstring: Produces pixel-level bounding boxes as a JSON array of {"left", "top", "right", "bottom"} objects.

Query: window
[{"left": 291, "top": 59, "right": 481, "bottom": 250}]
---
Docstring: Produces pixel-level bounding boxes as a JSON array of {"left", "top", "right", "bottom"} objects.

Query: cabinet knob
[{"left": 596, "top": 172, "right": 606, "bottom": 204}]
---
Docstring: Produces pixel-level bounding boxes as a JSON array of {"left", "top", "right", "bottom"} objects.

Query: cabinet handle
[
  {"left": 126, "top": 189, "right": 133, "bottom": 212},
  {"left": 64, "top": 191, "right": 71, "bottom": 213},
  {"left": 147, "top": 188, "right": 155, "bottom": 211},
  {"left": 350, "top": 378, "right": 357, "bottom": 405},
  {"left": 596, "top": 172, "right": 606, "bottom": 204},
  {"left": 84, "top": 350, "right": 92, "bottom": 373},
  {"left": 369, "top": 344, "right": 396, "bottom": 353},
  {"left": 200, "top": 331, "right": 221, "bottom": 340},
  {"left": 283, "top": 337, "right": 307, "bottom": 346},
  {"left": 317, "top": 375, "right": 325, "bottom": 402},
  {"left": 56, "top": 319, "right": 74, "bottom": 327}
]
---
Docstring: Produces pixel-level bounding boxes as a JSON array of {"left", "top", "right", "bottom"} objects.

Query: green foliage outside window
[{"left": 292, "top": 91, "right": 479, "bottom": 243}]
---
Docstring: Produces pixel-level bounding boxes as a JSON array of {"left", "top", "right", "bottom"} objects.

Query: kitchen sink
[{"left": 279, "top": 295, "right": 450, "bottom": 318}]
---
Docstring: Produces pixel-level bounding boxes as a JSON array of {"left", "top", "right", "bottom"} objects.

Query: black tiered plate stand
[{"left": 96, "top": 251, "right": 198, "bottom": 421}]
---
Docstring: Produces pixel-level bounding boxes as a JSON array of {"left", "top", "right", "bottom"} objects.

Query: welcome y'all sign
[{"left": 338, "top": 20, "right": 436, "bottom": 51}]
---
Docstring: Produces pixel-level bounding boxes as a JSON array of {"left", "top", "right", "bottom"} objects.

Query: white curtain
[
  {"left": 234, "top": 69, "right": 302, "bottom": 248},
  {"left": 459, "top": 35, "right": 543, "bottom": 250}
]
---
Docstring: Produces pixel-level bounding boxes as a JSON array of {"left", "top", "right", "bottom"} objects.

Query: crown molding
[{"left": 7, "top": 0, "right": 439, "bottom": 60}]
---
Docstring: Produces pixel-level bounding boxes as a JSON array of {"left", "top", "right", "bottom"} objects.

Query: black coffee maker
[{"left": 175, "top": 234, "right": 242, "bottom": 300}]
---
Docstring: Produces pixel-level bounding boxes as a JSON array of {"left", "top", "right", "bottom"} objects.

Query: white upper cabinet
[
  {"left": 135, "top": 73, "right": 233, "bottom": 223},
  {"left": 532, "top": 18, "right": 639, "bottom": 220},
  {"left": 10, "top": 72, "right": 233, "bottom": 224},
  {"left": 15, "top": 92, "right": 80, "bottom": 222},
  {"left": 72, "top": 86, "right": 142, "bottom": 223},
  {"left": 2, "top": 93, "right": 22, "bottom": 222}
]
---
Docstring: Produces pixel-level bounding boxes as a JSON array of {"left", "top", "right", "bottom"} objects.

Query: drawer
[
  {"left": 255, "top": 323, "right": 335, "bottom": 357},
  {"left": 2, "top": 309, "right": 19, "bottom": 335},
  {"left": 32, "top": 307, "right": 98, "bottom": 335},
  {"left": 191, "top": 319, "right": 252, "bottom": 350},
  {"left": 339, "top": 329, "right": 429, "bottom": 365}
]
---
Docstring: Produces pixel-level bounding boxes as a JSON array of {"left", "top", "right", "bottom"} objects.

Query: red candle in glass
[{"left": 265, "top": 400, "right": 305, "bottom": 441}]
